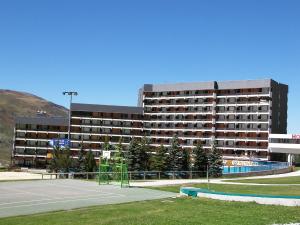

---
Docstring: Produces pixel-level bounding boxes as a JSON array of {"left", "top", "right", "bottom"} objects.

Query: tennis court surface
[{"left": 0, "top": 179, "right": 176, "bottom": 218}]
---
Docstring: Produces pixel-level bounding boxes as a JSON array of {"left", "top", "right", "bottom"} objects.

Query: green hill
[{"left": 0, "top": 90, "right": 68, "bottom": 166}]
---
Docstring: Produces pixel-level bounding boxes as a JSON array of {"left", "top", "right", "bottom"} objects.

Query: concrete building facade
[{"left": 12, "top": 79, "right": 288, "bottom": 167}]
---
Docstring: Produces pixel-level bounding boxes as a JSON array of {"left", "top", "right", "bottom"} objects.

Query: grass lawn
[
  {"left": 224, "top": 176, "right": 300, "bottom": 184},
  {"left": 1, "top": 197, "right": 300, "bottom": 225},
  {"left": 150, "top": 183, "right": 300, "bottom": 196},
  {"left": 0, "top": 168, "right": 8, "bottom": 172}
]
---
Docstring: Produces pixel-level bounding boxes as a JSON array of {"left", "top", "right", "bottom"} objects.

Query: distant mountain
[{"left": 0, "top": 90, "right": 68, "bottom": 166}]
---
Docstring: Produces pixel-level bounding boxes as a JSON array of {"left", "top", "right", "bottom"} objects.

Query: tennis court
[{"left": 0, "top": 179, "right": 176, "bottom": 218}]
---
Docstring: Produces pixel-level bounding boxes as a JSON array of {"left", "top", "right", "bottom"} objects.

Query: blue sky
[{"left": 0, "top": 0, "right": 299, "bottom": 132}]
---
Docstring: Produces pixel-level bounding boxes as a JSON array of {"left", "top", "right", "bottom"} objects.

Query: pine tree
[
  {"left": 126, "top": 138, "right": 141, "bottom": 171},
  {"left": 140, "top": 136, "right": 150, "bottom": 171},
  {"left": 50, "top": 146, "right": 73, "bottom": 173},
  {"left": 208, "top": 141, "right": 223, "bottom": 177},
  {"left": 49, "top": 145, "right": 60, "bottom": 172},
  {"left": 85, "top": 150, "right": 96, "bottom": 172},
  {"left": 150, "top": 144, "right": 168, "bottom": 171},
  {"left": 193, "top": 143, "right": 208, "bottom": 174},
  {"left": 182, "top": 148, "right": 191, "bottom": 171},
  {"left": 77, "top": 144, "right": 86, "bottom": 172},
  {"left": 167, "top": 135, "right": 183, "bottom": 171},
  {"left": 126, "top": 137, "right": 150, "bottom": 171},
  {"left": 58, "top": 147, "right": 73, "bottom": 173}
]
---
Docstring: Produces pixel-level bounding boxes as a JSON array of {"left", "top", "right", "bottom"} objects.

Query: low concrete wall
[
  {"left": 180, "top": 187, "right": 300, "bottom": 207},
  {"left": 223, "top": 166, "right": 293, "bottom": 178},
  {"left": 196, "top": 192, "right": 300, "bottom": 207}
]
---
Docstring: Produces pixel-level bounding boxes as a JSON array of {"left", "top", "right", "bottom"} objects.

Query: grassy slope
[
  {"left": 150, "top": 183, "right": 300, "bottom": 196},
  {"left": 1, "top": 197, "right": 300, "bottom": 225},
  {"left": 0, "top": 90, "right": 68, "bottom": 165},
  {"left": 224, "top": 176, "right": 300, "bottom": 184},
  {"left": 1, "top": 184, "right": 300, "bottom": 225}
]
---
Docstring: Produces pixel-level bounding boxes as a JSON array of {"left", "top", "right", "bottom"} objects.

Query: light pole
[{"left": 63, "top": 91, "right": 78, "bottom": 142}]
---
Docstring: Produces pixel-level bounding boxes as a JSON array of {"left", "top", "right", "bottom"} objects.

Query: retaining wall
[{"left": 180, "top": 187, "right": 300, "bottom": 207}]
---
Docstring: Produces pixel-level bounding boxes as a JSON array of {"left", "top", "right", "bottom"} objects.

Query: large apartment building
[
  {"left": 13, "top": 117, "right": 68, "bottom": 167},
  {"left": 12, "top": 79, "right": 288, "bottom": 167}
]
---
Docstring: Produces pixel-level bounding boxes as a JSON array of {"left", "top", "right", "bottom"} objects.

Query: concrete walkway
[
  {"left": 1, "top": 169, "right": 299, "bottom": 186},
  {"left": 0, "top": 172, "right": 53, "bottom": 181},
  {"left": 131, "top": 170, "right": 300, "bottom": 187},
  {"left": 224, "top": 170, "right": 300, "bottom": 180}
]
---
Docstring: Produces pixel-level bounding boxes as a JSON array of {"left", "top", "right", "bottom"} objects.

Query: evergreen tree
[
  {"left": 115, "top": 137, "right": 124, "bottom": 159},
  {"left": 50, "top": 146, "right": 73, "bottom": 173},
  {"left": 59, "top": 147, "right": 73, "bottom": 173},
  {"left": 126, "top": 138, "right": 141, "bottom": 171},
  {"left": 150, "top": 144, "right": 168, "bottom": 171},
  {"left": 140, "top": 136, "right": 151, "bottom": 170},
  {"left": 126, "top": 137, "right": 150, "bottom": 171},
  {"left": 49, "top": 145, "right": 60, "bottom": 172},
  {"left": 167, "top": 135, "right": 183, "bottom": 171},
  {"left": 85, "top": 150, "right": 96, "bottom": 172},
  {"left": 208, "top": 141, "right": 223, "bottom": 177},
  {"left": 193, "top": 143, "right": 208, "bottom": 173},
  {"left": 77, "top": 144, "right": 86, "bottom": 172},
  {"left": 182, "top": 148, "right": 191, "bottom": 171}
]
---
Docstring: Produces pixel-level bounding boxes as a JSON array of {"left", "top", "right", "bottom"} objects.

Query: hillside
[{"left": 0, "top": 90, "right": 68, "bottom": 166}]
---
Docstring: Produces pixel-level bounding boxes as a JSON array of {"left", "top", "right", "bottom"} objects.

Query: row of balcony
[
  {"left": 144, "top": 107, "right": 213, "bottom": 113},
  {"left": 144, "top": 88, "right": 269, "bottom": 98},
  {"left": 144, "top": 98, "right": 214, "bottom": 105},
  {"left": 15, "top": 130, "right": 269, "bottom": 141},
  {"left": 217, "top": 105, "right": 269, "bottom": 112},
  {"left": 146, "top": 114, "right": 212, "bottom": 121},
  {"left": 71, "top": 111, "right": 143, "bottom": 120},
  {"left": 71, "top": 119, "right": 143, "bottom": 128},
  {"left": 15, "top": 125, "right": 67, "bottom": 132},
  {"left": 144, "top": 97, "right": 270, "bottom": 106},
  {"left": 15, "top": 136, "right": 269, "bottom": 149}
]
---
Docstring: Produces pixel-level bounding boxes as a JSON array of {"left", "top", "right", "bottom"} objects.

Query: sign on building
[{"left": 49, "top": 139, "right": 70, "bottom": 148}]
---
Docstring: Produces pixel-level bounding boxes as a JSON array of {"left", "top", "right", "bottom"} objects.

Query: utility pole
[{"left": 63, "top": 91, "right": 78, "bottom": 143}]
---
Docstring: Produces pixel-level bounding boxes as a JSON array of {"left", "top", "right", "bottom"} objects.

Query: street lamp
[{"left": 63, "top": 91, "right": 78, "bottom": 141}]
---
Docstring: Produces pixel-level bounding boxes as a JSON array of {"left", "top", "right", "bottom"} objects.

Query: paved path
[
  {"left": 0, "top": 172, "right": 53, "bottom": 181},
  {"left": 0, "top": 179, "right": 176, "bottom": 218},
  {"left": 224, "top": 170, "right": 300, "bottom": 180},
  {"left": 131, "top": 170, "right": 300, "bottom": 187}
]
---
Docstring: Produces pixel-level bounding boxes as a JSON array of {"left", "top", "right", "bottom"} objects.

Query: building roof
[
  {"left": 71, "top": 103, "right": 143, "bottom": 114},
  {"left": 141, "top": 79, "right": 282, "bottom": 92},
  {"left": 15, "top": 116, "right": 68, "bottom": 126}
]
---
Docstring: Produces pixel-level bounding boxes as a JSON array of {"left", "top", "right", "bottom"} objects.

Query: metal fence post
[
  {"left": 158, "top": 172, "right": 160, "bottom": 180},
  {"left": 172, "top": 171, "right": 175, "bottom": 179},
  {"left": 143, "top": 172, "right": 146, "bottom": 180}
]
